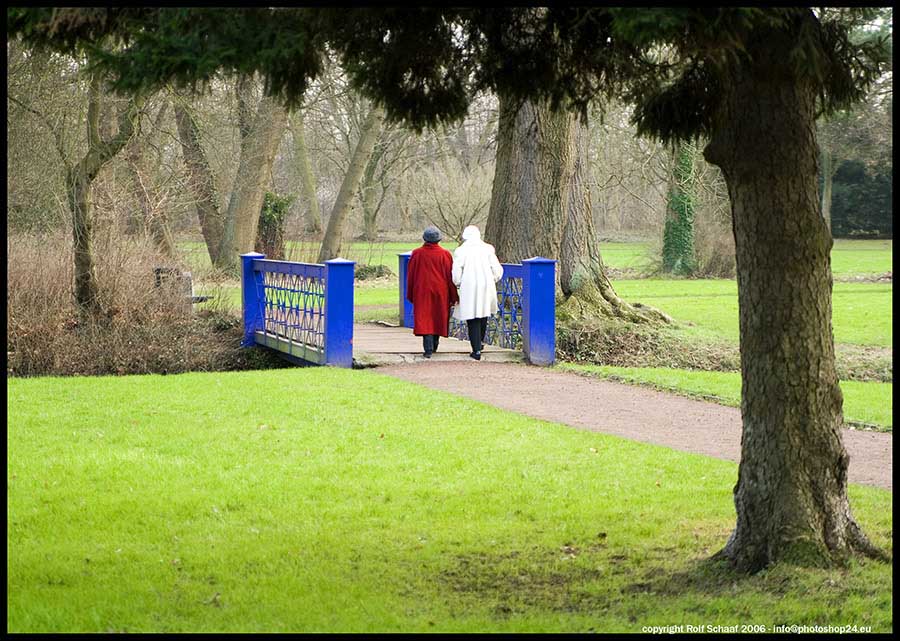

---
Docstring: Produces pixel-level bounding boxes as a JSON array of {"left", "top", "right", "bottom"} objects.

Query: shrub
[
  {"left": 556, "top": 318, "right": 741, "bottom": 372},
  {"left": 692, "top": 214, "right": 736, "bottom": 279},
  {"left": 255, "top": 191, "right": 295, "bottom": 260},
  {"left": 355, "top": 264, "right": 394, "bottom": 280},
  {"left": 7, "top": 232, "right": 287, "bottom": 377}
]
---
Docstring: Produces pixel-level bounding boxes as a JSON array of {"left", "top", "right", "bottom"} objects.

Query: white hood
[{"left": 461, "top": 225, "right": 481, "bottom": 242}]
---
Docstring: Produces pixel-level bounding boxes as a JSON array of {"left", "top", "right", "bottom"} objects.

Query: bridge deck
[{"left": 352, "top": 323, "right": 523, "bottom": 366}]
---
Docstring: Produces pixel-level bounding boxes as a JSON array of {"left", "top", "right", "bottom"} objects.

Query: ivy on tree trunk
[
  {"left": 254, "top": 192, "right": 294, "bottom": 260},
  {"left": 661, "top": 143, "right": 696, "bottom": 276}
]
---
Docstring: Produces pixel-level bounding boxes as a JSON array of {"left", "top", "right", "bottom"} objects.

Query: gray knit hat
[{"left": 423, "top": 226, "right": 442, "bottom": 243}]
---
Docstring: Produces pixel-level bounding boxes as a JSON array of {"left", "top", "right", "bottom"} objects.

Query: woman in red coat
[{"left": 406, "top": 226, "right": 459, "bottom": 357}]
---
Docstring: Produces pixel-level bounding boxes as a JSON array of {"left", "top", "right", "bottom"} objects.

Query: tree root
[{"left": 558, "top": 276, "right": 671, "bottom": 326}]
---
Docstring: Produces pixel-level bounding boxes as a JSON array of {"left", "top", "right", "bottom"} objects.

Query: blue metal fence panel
[
  {"left": 242, "top": 254, "right": 356, "bottom": 366},
  {"left": 259, "top": 261, "right": 326, "bottom": 355},
  {"left": 449, "top": 263, "right": 524, "bottom": 350}
]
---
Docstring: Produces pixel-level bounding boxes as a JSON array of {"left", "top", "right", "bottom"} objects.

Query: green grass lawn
[
  {"left": 558, "top": 364, "right": 893, "bottom": 430},
  {"left": 830, "top": 239, "right": 893, "bottom": 277},
  {"left": 7, "top": 368, "right": 892, "bottom": 632},
  {"left": 598, "top": 241, "right": 654, "bottom": 271},
  {"left": 181, "top": 239, "right": 655, "bottom": 274},
  {"left": 198, "top": 277, "right": 891, "bottom": 351},
  {"left": 614, "top": 280, "right": 892, "bottom": 348},
  {"left": 186, "top": 237, "right": 891, "bottom": 347},
  {"left": 180, "top": 238, "right": 890, "bottom": 278}
]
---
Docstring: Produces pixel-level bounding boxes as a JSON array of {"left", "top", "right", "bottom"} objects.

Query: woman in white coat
[{"left": 452, "top": 225, "right": 504, "bottom": 360}]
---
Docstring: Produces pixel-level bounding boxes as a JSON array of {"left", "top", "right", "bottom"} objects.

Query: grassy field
[
  {"left": 187, "top": 238, "right": 892, "bottom": 347},
  {"left": 180, "top": 238, "right": 891, "bottom": 277},
  {"left": 558, "top": 364, "right": 893, "bottom": 430},
  {"left": 180, "top": 240, "right": 650, "bottom": 272},
  {"left": 200, "top": 277, "right": 892, "bottom": 349},
  {"left": 614, "top": 280, "right": 892, "bottom": 348},
  {"left": 7, "top": 368, "right": 893, "bottom": 633},
  {"left": 830, "top": 239, "right": 893, "bottom": 277}
]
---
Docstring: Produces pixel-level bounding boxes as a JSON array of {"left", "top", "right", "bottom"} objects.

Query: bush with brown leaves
[{"left": 7, "top": 232, "right": 286, "bottom": 377}]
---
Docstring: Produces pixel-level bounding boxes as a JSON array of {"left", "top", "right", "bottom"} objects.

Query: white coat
[{"left": 452, "top": 226, "right": 503, "bottom": 321}]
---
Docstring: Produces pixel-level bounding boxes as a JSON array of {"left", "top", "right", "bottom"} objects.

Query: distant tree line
[{"left": 825, "top": 161, "right": 892, "bottom": 238}]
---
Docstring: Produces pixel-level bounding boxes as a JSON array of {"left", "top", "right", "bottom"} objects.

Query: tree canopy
[{"left": 8, "top": 7, "right": 889, "bottom": 135}]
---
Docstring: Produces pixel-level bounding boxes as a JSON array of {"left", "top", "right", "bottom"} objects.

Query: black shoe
[
  {"left": 423, "top": 352, "right": 433, "bottom": 359},
  {"left": 469, "top": 351, "right": 481, "bottom": 361}
]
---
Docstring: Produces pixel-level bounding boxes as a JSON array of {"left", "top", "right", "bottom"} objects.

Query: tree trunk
[
  {"left": 125, "top": 102, "right": 177, "bottom": 259},
  {"left": 174, "top": 101, "right": 226, "bottom": 265},
  {"left": 662, "top": 142, "right": 696, "bottom": 275},
  {"left": 68, "top": 167, "right": 101, "bottom": 317},
  {"left": 217, "top": 94, "right": 288, "bottom": 273},
  {"left": 292, "top": 111, "right": 323, "bottom": 234},
  {"left": 360, "top": 138, "right": 387, "bottom": 241},
  {"left": 454, "top": 121, "right": 471, "bottom": 169},
  {"left": 69, "top": 73, "right": 142, "bottom": 318},
  {"left": 318, "top": 105, "right": 386, "bottom": 262},
  {"left": 820, "top": 147, "right": 835, "bottom": 234},
  {"left": 703, "top": 18, "right": 885, "bottom": 573},
  {"left": 395, "top": 173, "right": 413, "bottom": 231},
  {"left": 485, "top": 95, "right": 667, "bottom": 323}
]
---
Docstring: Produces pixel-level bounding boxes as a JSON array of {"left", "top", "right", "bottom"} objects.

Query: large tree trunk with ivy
[
  {"left": 662, "top": 142, "right": 697, "bottom": 275},
  {"left": 69, "top": 73, "right": 142, "bottom": 318},
  {"left": 703, "top": 21, "right": 885, "bottom": 573},
  {"left": 292, "top": 111, "right": 323, "bottom": 234},
  {"left": 318, "top": 105, "right": 385, "bottom": 262},
  {"left": 485, "top": 95, "right": 667, "bottom": 323}
]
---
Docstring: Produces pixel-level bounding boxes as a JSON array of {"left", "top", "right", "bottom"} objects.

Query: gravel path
[{"left": 375, "top": 361, "right": 892, "bottom": 490}]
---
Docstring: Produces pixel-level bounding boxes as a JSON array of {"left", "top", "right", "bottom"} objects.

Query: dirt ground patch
[{"left": 374, "top": 361, "right": 892, "bottom": 490}]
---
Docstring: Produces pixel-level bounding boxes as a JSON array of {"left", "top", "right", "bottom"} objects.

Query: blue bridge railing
[
  {"left": 398, "top": 253, "right": 556, "bottom": 365},
  {"left": 240, "top": 252, "right": 354, "bottom": 367}
]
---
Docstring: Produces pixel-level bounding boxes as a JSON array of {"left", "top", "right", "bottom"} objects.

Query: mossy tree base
[{"left": 558, "top": 261, "right": 671, "bottom": 326}]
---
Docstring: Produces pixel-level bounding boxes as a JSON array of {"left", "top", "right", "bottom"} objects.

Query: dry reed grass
[{"left": 7, "top": 231, "right": 285, "bottom": 377}]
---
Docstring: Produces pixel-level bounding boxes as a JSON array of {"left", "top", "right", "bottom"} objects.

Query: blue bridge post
[
  {"left": 522, "top": 257, "right": 557, "bottom": 366},
  {"left": 240, "top": 252, "right": 266, "bottom": 347},
  {"left": 398, "top": 252, "right": 414, "bottom": 328},
  {"left": 324, "top": 258, "right": 356, "bottom": 367}
]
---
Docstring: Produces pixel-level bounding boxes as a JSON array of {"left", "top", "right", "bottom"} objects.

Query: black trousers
[
  {"left": 422, "top": 334, "right": 441, "bottom": 354},
  {"left": 466, "top": 317, "right": 489, "bottom": 354}
]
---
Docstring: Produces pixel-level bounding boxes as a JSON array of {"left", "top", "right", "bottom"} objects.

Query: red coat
[{"left": 406, "top": 243, "right": 459, "bottom": 336}]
